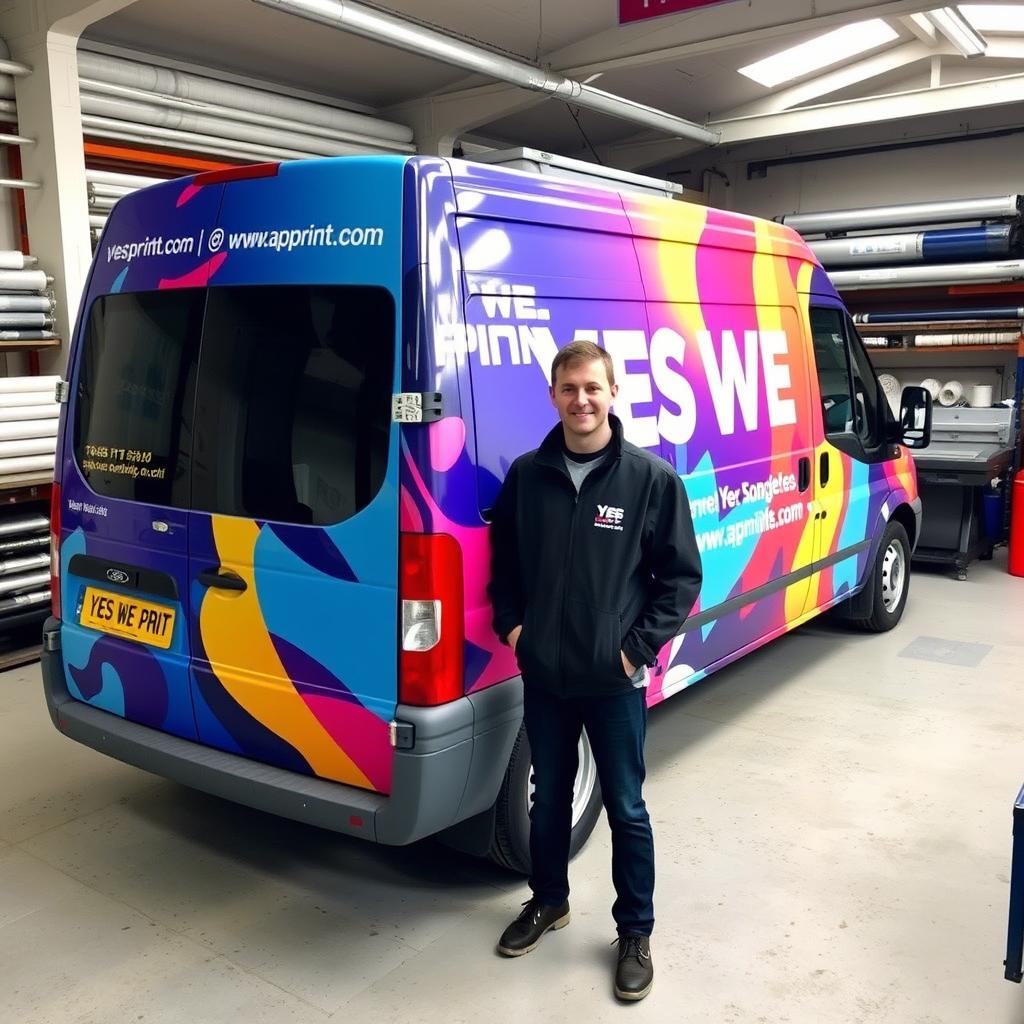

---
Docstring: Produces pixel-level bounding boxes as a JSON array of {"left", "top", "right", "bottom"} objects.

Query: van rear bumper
[{"left": 40, "top": 617, "right": 523, "bottom": 846}]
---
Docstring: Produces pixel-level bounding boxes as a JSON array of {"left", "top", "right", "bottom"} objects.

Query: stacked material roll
[
  {"left": 87, "top": 169, "right": 166, "bottom": 243},
  {"left": 0, "top": 251, "right": 56, "bottom": 340},
  {"left": 0, "top": 510, "right": 51, "bottom": 622},
  {"left": 914, "top": 331, "right": 1021, "bottom": 347},
  {"left": 0, "top": 376, "right": 60, "bottom": 485}
]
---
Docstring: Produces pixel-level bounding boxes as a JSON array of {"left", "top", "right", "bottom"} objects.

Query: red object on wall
[
  {"left": 1010, "top": 471, "right": 1024, "bottom": 578},
  {"left": 619, "top": 0, "right": 736, "bottom": 24}
]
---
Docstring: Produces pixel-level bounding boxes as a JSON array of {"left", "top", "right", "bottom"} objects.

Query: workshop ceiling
[{"left": 83, "top": 1, "right": 1024, "bottom": 175}]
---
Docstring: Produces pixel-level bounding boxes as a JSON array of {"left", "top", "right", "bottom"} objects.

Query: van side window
[
  {"left": 74, "top": 290, "right": 202, "bottom": 507},
  {"left": 809, "top": 307, "right": 884, "bottom": 453},
  {"left": 190, "top": 285, "right": 394, "bottom": 527}
]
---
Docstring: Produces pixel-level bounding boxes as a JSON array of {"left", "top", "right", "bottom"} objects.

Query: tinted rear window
[{"left": 74, "top": 285, "right": 395, "bottom": 526}]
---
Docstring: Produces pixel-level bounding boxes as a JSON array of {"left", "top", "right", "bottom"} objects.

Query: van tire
[
  {"left": 851, "top": 520, "right": 911, "bottom": 633},
  {"left": 487, "top": 725, "right": 603, "bottom": 875}
]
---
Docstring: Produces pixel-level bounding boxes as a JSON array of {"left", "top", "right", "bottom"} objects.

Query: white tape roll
[
  {"left": 939, "top": 380, "right": 964, "bottom": 407},
  {"left": 920, "top": 378, "right": 941, "bottom": 401},
  {"left": 970, "top": 385, "right": 993, "bottom": 407}
]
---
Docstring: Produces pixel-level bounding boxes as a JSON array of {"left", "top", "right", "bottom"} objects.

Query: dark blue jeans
[{"left": 523, "top": 684, "right": 655, "bottom": 937}]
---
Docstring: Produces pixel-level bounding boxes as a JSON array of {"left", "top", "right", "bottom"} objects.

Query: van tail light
[
  {"left": 399, "top": 533, "right": 463, "bottom": 707},
  {"left": 49, "top": 481, "right": 61, "bottom": 619}
]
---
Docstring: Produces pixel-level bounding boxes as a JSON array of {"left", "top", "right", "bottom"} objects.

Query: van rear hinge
[
  {"left": 55, "top": 380, "right": 70, "bottom": 404},
  {"left": 389, "top": 720, "right": 415, "bottom": 750},
  {"left": 392, "top": 392, "right": 443, "bottom": 424}
]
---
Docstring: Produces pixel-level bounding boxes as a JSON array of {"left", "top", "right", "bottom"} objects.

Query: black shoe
[
  {"left": 614, "top": 933, "right": 653, "bottom": 1001},
  {"left": 497, "top": 898, "right": 571, "bottom": 957}
]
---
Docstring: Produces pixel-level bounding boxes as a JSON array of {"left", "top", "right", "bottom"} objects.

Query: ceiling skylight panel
[
  {"left": 960, "top": 5, "right": 1024, "bottom": 33},
  {"left": 738, "top": 18, "right": 900, "bottom": 88}
]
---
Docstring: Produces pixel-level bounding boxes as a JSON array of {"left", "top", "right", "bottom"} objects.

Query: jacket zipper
[{"left": 556, "top": 486, "right": 580, "bottom": 694}]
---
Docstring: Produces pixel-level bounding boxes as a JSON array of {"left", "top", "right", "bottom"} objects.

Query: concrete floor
[{"left": 2, "top": 554, "right": 1024, "bottom": 1024}]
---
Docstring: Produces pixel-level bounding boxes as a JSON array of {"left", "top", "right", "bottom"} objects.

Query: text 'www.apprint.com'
[{"left": 106, "top": 224, "right": 385, "bottom": 264}]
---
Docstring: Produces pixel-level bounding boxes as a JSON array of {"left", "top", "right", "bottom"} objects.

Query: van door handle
[
  {"left": 820, "top": 451, "right": 830, "bottom": 486},
  {"left": 197, "top": 569, "right": 247, "bottom": 592},
  {"left": 798, "top": 457, "right": 811, "bottom": 492}
]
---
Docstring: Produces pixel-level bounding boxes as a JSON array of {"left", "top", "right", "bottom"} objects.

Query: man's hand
[
  {"left": 507, "top": 625, "right": 523, "bottom": 653},
  {"left": 620, "top": 650, "right": 638, "bottom": 677}
]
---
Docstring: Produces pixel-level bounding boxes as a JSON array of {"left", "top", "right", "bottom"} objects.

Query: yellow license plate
[{"left": 80, "top": 587, "right": 176, "bottom": 650}]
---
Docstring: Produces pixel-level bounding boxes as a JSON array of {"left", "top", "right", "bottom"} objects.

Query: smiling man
[{"left": 488, "top": 340, "right": 703, "bottom": 1001}]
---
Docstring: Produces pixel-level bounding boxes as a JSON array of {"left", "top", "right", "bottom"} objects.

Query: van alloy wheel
[
  {"left": 527, "top": 732, "right": 598, "bottom": 828},
  {"left": 880, "top": 539, "right": 906, "bottom": 613}
]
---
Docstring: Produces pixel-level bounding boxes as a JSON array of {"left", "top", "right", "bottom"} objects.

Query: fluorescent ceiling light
[
  {"left": 738, "top": 19, "right": 900, "bottom": 88},
  {"left": 960, "top": 5, "right": 1024, "bottom": 33},
  {"left": 924, "top": 8, "right": 988, "bottom": 57}
]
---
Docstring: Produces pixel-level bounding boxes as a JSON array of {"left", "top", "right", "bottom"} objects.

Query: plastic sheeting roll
[
  {"left": 0, "top": 295, "right": 54, "bottom": 313},
  {"left": 0, "top": 252, "right": 36, "bottom": 271},
  {"left": 0, "top": 270, "right": 50, "bottom": 292},
  {"left": 0, "top": 454, "right": 54, "bottom": 475},
  {"left": 0, "top": 313, "right": 52, "bottom": 328},
  {"left": 0, "top": 588, "right": 50, "bottom": 614},
  {"left": 0, "top": 436, "right": 56, "bottom": 458},
  {"left": 779, "top": 195, "right": 1022, "bottom": 234},
  {"left": 914, "top": 331, "right": 1020, "bottom": 346},
  {"left": 0, "top": 513, "right": 48, "bottom": 536},
  {"left": 0, "top": 375, "right": 60, "bottom": 394},
  {"left": 0, "top": 392, "right": 56, "bottom": 409},
  {"left": 939, "top": 381, "right": 964, "bottom": 406},
  {"left": 0, "top": 330, "right": 57, "bottom": 341},
  {"left": 855, "top": 306, "right": 1024, "bottom": 324},
  {"left": 829, "top": 259, "right": 1024, "bottom": 290},
  {"left": 0, "top": 569, "right": 49, "bottom": 596},
  {"left": 0, "top": 405, "right": 59, "bottom": 422},
  {"left": 920, "top": 378, "right": 941, "bottom": 401},
  {"left": 0, "top": 551, "right": 49, "bottom": 575},
  {"left": 0, "top": 419, "right": 57, "bottom": 441},
  {"left": 878, "top": 373, "right": 901, "bottom": 414}
]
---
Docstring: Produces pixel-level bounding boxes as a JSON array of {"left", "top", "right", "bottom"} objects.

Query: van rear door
[
  {"left": 185, "top": 159, "right": 405, "bottom": 796},
  {"left": 61, "top": 180, "right": 226, "bottom": 742}
]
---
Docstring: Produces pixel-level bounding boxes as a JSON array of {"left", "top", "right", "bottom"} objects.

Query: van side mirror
[{"left": 896, "top": 386, "right": 932, "bottom": 449}]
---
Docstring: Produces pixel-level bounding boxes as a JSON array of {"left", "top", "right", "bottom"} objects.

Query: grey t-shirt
[{"left": 562, "top": 445, "right": 648, "bottom": 688}]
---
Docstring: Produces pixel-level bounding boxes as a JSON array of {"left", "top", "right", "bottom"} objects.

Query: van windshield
[{"left": 74, "top": 285, "right": 395, "bottom": 527}]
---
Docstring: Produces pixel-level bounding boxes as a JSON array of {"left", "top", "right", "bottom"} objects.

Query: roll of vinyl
[
  {"left": 0, "top": 295, "right": 54, "bottom": 313},
  {"left": 970, "top": 385, "right": 994, "bottom": 407},
  {"left": 0, "top": 436, "right": 56, "bottom": 458},
  {"left": 0, "top": 252, "right": 36, "bottom": 271},
  {"left": 0, "top": 405, "right": 60, "bottom": 422},
  {"left": 0, "top": 330, "right": 57, "bottom": 341},
  {"left": 0, "top": 454, "right": 54, "bottom": 475},
  {"left": 0, "top": 313, "right": 53, "bottom": 329},
  {"left": 914, "top": 331, "right": 1020, "bottom": 347},
  {"left": 920, "top": 378, "right": 941, "bottom": 401},
  {"left": 939, "top": 381, "right": 964, "bottom": 407},
  {"left": 0, "top": 270, "right": 50, "bottom": 292},
  {"left": 0, "top": 375, "right": 60, "bottom": 394},
  {"left": 0, "top": 551, "right": 50, "bottom": 575},
  {"left": 0, "top": 419, "right": 57, "bottom": 441},
  {"left": 0, "top": 569, "right": 49, "bottom": 596},
  {"left": 0, "top": 392, "right": 56, "bottom": 409},
  {"left": 878, "top": 373, "right": 901, "bottom": 414}
]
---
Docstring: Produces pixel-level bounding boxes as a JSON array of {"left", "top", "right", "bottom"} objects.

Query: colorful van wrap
[{"left": 51, "top": 155, "right": 919, "bottom": 818}]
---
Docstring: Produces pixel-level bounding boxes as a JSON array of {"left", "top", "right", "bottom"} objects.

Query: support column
[{"left": 0, "top": 1, "right": 138, "bottom": 374}]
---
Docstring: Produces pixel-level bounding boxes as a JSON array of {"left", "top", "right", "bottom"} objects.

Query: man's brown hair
[{"left": 550, "top": 341, "right": 615, "bottom": 388}]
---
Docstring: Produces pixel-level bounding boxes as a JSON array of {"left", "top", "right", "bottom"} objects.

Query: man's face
[{"left": 549, "top": 358, "right": 618, "bottom": 440}]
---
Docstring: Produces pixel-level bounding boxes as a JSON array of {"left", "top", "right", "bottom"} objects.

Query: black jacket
[{"left": 489, "top": 415, "right": 703, "bottom": 698}]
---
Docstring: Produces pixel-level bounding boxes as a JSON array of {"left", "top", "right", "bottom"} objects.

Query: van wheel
[
  {"left": 853, "top": 520, "right": 911, "bottom": 632},
  {"left": 487, "top": 725, "right": 602, "bottom": 875}
]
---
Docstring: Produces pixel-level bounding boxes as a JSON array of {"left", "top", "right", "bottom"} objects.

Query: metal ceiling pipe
[
  {"left": 80, "top": 77, "right": 415, "bottom": 153},
  {"left": 82, "top": 116, "right": 331, "bottom": 162},
  {"left": 251, "top": 0, "right": 721, "bottom": 146},
  {"left": 780, "top": 195, "right": 1023, "bottom": 234},
  {"left": 855, "top": 307, "right": 1024, "bottom": 324},
  {"left": 809, "top": 225, "right": 1016, "bottom": 267},
  {"left": 79, "top": 92, "right": 399, "bottom": 156},
  {"left": 77, "top": 50, "right": 412, "bottom": 145},
  {"left": 86, "top": 170, "right": 166, "bottom": 189},
  {"left": 829, "top": 259, "right": 1024, "bottom": 290}
]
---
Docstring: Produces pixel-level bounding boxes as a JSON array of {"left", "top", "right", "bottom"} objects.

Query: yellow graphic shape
[{"left": 200, "top": 515, "right": 372, "bottom": 789}]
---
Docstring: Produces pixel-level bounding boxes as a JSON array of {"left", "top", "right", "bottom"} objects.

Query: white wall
[{"left": 703, "top": 131, "right": 1024, "bottom": 222}]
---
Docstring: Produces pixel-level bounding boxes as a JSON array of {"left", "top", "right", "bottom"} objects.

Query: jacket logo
[{"left": 594, "top": 504, "right": 625, "bottom": 532}]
